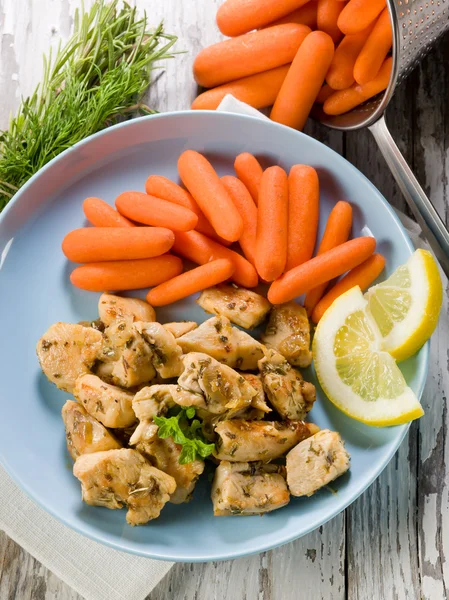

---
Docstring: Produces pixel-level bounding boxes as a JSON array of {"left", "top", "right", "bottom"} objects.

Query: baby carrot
[
  {"left": 83, "top": 197, "right": 135, "bottom": 228},
  {"left": 173, "top": 230, "right": 258, "bottom": 288},
  {"left": 62, "top": 227, "right": 175, "bottom": 263},
  {"left": 304, "top": 200, "right": 353, "bottom": 313},
  {"left": 326, "top": 26, "right": 374, "bottom": 90},
  {"left": 145, "top": 175, "right": 200, "bottom": 213},
  {"left": 286, "top": 165, "right": 320, "bottom": 271},
  {"left": 353, "top": 8, "right": 392, "bottom": 85},
  {"left": 178, "top": 150, "right": 243, "bottom": 242},
  {"left": 312, "top": 253, "right": 386, "bottom": 322},
  {"left": 147, "top": 259, "right": 235, "bottom": 307},
  {"left": 316, "top": 84, "right": 335, "bottom": 104},
  {"left": 222, "top": 175, "right": 258, "bottom": 265},
  {"left": 193, "top": 24, "right": 311, "bottom": 88},
  {"left": 217, "top": 0, "right": 312, "bottom": 36},
  {"left": 255, "top": 166, "right": 289, "bottom": 282},
  {"left": 268, "top": 236, "right": 376, "bottom": 303},
  {"left": 191, "top": 65, "right": 290, "bottom": 111},
  {"left": 317, "top": 0, "right": 345, "bottom": 43},
  {"left": 144, "top": 175, "right": 228, "bottom": 244},
  {"left": 337, "top": 0, "right": 386, "bottom": 35},
  {"left": 271, "top": 30, "right": 335, "bottom": 130},
  {"left": 323, "top": 56, "right": 392, "bottom": 115},
  {"left": 70, "top": 255, "right": 183, "bottom": 292},
  {"left": 234, "top": 153, "right": 263, "bottom": 205},
  {"left": 116, "top": 191, "right": 198, "bottom": 232},
  {"left": 263, "top": 1, "right": 318, "bottom": 29}
]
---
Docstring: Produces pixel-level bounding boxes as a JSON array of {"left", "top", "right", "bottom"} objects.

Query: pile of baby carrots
[
  {"left": 62, "top": 150, "right": 385, "bottom": 322},
  {"left": 192, "top": 0, "right": 393, "bottom": 128}
]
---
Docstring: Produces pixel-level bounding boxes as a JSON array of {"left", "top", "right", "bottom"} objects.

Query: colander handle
[{"left": 369, "top": 115, "right": 449, "bottom": 278}]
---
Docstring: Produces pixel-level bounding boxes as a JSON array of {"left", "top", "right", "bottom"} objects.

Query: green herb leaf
[
  {"left": 153, "top": 415, "right": 180, "bottom": 440},
  {"left": 154, "top": 409, "right": 215, "bottom": 464},
  {"left": 0, "top": 0, "right": 178, "bottom": 210},
  {"left": 189, "top": 419, "right": 202, "bottom": 435},
  {"left": 178, "top": 443, "right": 198, "bottom": 465},
  {"left": 195, "top": 439, "right": 217, "bottom": 459},
  {"left": 185, "top": 407, "right": 196, "bottom": 420}
]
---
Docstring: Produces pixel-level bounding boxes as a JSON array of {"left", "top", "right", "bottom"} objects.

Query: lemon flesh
[
  {"left": 313, "top": 287, "right": 424, "bottom": 426},
  {"left": 365, "top": 249, "right": 442, "bottom": 362}
]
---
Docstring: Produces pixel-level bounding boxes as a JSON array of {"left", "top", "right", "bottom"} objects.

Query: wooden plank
[
  {"left": 343, "top": 59, "right": 423, "bottom": 600},
  {"left": 346, "top": 433, "right": 421, "bottom": 600},
  {"left": 343, "top": 69, "right": 416, "bottom": 216},
  {"left": 0, "top": 531, "right": 82, "bottom": 600},
  {"left": 145, "top": 0, "right": 223, "bottom": 111},
  {"left": 414, "top": 36, "right": 449, "bottom": 600},
  {"left": 0, "top": 0, "right": 76, "bottom": 125},
  {"left": 149, "top": 518, "right": 345, "bottom": 600}
]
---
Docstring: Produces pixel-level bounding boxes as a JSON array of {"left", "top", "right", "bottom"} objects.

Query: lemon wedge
[
  {"left": 365, "top": 249, "right": 442, "bottom": 362},
  {"left": 313, "top": 286, "right": 424, "bottom": 426}
]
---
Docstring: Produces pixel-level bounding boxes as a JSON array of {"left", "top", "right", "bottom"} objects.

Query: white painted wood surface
[{"left": 0, "top": 1, "right": 448, "bottom": 598}]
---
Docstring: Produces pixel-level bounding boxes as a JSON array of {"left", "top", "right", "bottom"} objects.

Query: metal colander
[{"left": 319, "top": 0, "right": 449, "bottom": 276}]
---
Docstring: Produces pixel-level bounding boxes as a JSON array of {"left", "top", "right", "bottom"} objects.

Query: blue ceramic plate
[{"left": 0, "top": 112, "right": 428, "bottom": 561}]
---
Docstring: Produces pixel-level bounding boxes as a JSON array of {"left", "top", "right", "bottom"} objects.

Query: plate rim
[{"left": 0, "top": 110, "right": 429, "bottom": 561}]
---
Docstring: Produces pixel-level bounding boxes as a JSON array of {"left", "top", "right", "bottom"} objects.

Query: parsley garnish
[{"left": 154, "top": 408, "right": 215, "bottom": 465}]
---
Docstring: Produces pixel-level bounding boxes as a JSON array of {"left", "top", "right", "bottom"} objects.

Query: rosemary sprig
[{"left": 0, "top": 1, "right": 178, "bottom": 210}]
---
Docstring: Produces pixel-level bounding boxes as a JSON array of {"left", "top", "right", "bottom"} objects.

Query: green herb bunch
[
  {"left": 154, "top": 408, "right": 216, "bottom": 465},
  {"left": 0, "top": 0, "right": 177, "bottom": 210}
]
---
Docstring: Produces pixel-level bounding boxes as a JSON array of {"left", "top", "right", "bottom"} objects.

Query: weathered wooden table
[{"left": 0, "top": 1, "right": 448, "bottom": 598}]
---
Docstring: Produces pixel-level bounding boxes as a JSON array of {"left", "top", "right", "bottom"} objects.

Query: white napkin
[
  {"left": 0, "top": 469, "right": 173, "bottom": 600},
  {"left": 0, "top": 94, "right": 429, "bottom": 600},
  {"left": 216, "top": 94, "right": 270, "bottom": 120}
]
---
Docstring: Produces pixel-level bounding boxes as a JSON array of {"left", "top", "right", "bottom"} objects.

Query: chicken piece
[
  {"left": 98, "top": 293, "right": 156, "bottom": 326},
  {"left": 177, "top": 317, "right": 265, "bottom": 370},
  {"left": 129, "top": 421, "right": 205, "bottom": 504},
  {"left": 133, "top": 385, "right": 175, "bottom": 421},
  {"left": 178, "top": 353, "right": 257, "bottom": 415},
  {"left": 262, "top": 301, "right": 312, "bottom": 368},
  {"left": 100, "top": 317, "right": 135, "bottom": 362},
  {"left": 62, "top": 400, "right": 121, "bottom": 460},
  {"left": 197, "top": 375, "right": 266, "bottom": 441},
  {"left": 101, "top": 319, "right": 156, "bottom": 388},
  {"left": 207, "top": 374, "right": 270, "bottom": 422},
  {"left": 218, "top": 406, "right": 266, "bottom": 421},
  {"left": 132, "top": 384, "right": 205, "bottom": 421},
  {"left": 197, "top": 285, "right": 271, "bottom": 330},
  {"left": 215, "top": 419, "right": 318, "bottom": 462},
  {"left": 74, "top": 374, "right": 136, "bottom": 428},
  {"left": 286, "top": 430, "right": 350, "bottom": 497},
  {"left": 163, "top": 321, "right": 198, "bottom": 338},
  {"left": 78, "top": 319, "right": 105, "bottom": 332},
  {"left": 95, "top": 359, "right": 155, "bottom": 390},
  {"left": 111, "top": 339, "right": 156, "bottom": 388},
  {"left": 200, "top": 406, "right": 266, "bottom": 442},
  {"left": 134, "top": 321, "right": 183, "bottom": 379},
  {"left": 211, "top": 461, "right": 290, "bottom": 516},
  {"left": 93, "top": 360, "right": 115, "bottom": 385},
  {"left": 101, "top": 319, "right": 182, "bottom": 385},
  {"left": 37, "top": 323, "right": 103, "bottom": 393},
  {"left": 241, "top": 373, "right": 271, "bottom": 414},
  {"left": 111, "top": 423, "right": 139, "bottom": 447},
  {"left": 73, "top": 449, "right": 176, "bottom": 525},
  {"left": 258, "top": 350, "right": 316, "bottom": 420}
]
